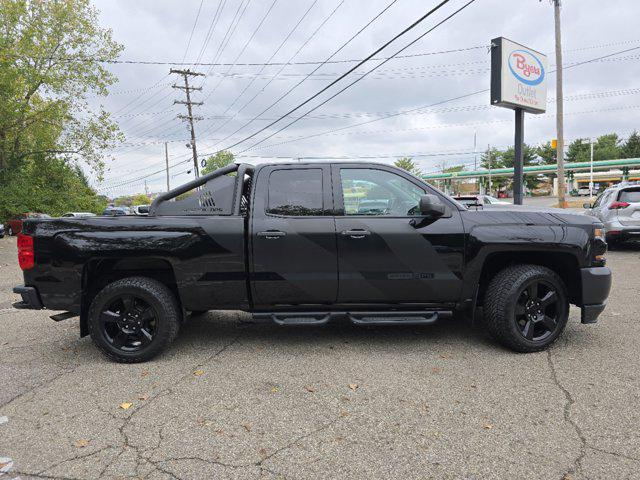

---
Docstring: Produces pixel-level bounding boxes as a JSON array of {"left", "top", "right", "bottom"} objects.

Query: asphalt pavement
[{"left": 0, "top": 235, "right": 639, "bottom": 480}]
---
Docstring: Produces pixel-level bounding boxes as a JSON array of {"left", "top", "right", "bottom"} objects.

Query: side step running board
[
  {"left": 50, "top": 311, "right": 77, "bottom": 322},
  {"left": 253, "top": 311, "right": 447, "bottom": 326},
  {"left": 348, "top": 311, "right": 438, "bottom": 325},
  {"left": 253, "top": 312, "right": 332, "bottom": 326}
]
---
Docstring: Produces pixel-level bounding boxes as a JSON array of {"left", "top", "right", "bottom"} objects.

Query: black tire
[
  {"left": 484, "top": 264, "right": 569, "bottom": 353},
  {"left": 88, "top": 277, "right": 181, "bottom": 363}
]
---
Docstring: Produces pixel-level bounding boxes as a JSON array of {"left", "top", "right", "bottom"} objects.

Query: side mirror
[
  {"left": 419, "top": 194, "right": 446, "bottom": 217},
  {"left": 582, "top": 203, "right": 591, "bottom": 209}
]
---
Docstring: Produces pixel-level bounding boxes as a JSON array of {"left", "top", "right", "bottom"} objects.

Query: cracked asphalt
[{"left": 1, "top": 235, "right": 639, "bottom": 480}]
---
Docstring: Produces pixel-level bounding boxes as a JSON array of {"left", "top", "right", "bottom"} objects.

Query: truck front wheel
[
  {"left": 88, "top": 277, "right": 181, "bottom": 363},
  {"left": 484, "top": 264, "right": 569, "bottom": 353}
]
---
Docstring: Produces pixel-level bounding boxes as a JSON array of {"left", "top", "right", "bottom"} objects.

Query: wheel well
[
  {"left": 80, "top": 257, "right": 180, "bottom": 336},
  {"left": 477, "top": 251, "right": 581, "bottom": 306}
]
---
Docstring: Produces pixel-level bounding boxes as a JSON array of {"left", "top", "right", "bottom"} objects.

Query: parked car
[
  {"left": 453, "top": 195, "right": 511, "bottom": 208},
  {"left": 62, "top": 212, "right": 96, "bottom": 218},
  {"left": 132, "top": 205, "right": 149, "bottom": 216},
  {"left": 7, "top": 213, "right": 51, "bottom": 236},
  {"left": 13, "top": 162, "right": 611, "bottom": 362},
  {"left": 102, "top": 207, "right": 128, "bottom": 216},
  {"left": 584, "top": 182, "right": 640, "bottom": 245}
]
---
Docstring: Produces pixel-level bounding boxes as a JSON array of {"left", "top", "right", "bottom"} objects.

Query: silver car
[{"left": 584, "top": 182, "right": 640, "bottom": 244}]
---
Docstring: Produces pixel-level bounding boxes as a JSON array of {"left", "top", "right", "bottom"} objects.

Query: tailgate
[{"left": 616, "top": 188, "right": 640, "bottom": 226}]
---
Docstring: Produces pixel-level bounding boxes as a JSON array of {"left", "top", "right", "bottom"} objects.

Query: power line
[
  {"left": 238, "top": 44, "right": 640, "bottom": 153},
  {"left": 236, "top": 0, "right": 477, "bottom": 154},
  {"left": 199, "top": 0, "right": 280, "bottom": 99},
  {"left": 181, "top": 0, "right": 205, "bottom": 63},
  {"left": 208, "top": 0, "right": 399, "bottom": 149},
  {"left": 13, "top": 38, "right": 640, "bottom": 66},
  {"left": 201, "top": 0, "right": 320, "bottom": 113},
  {"left": 201, "top": 0, "right": 346, "bottom": 139},
  {"left": 192, "top": 0, "right": 227, "bottom": 66},
  {"left": 199, "top": 0, "right": 254, "bottom": 87}
]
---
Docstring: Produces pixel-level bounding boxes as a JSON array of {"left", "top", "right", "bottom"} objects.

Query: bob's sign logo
[{"left": 508, "top": 49, "right": 545, "bottom": 86}]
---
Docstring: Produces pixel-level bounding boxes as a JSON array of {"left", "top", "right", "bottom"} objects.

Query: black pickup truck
[{"left": 13, "top": 162, "right": 611, "bottom": 362}]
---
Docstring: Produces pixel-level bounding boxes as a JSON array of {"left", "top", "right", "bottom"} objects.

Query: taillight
[
  {"left": 609, "top": 201, "right": 630, "bottom": 210},
  {"left": 17, "top": 234, "right": 34, "bottom": 270}
]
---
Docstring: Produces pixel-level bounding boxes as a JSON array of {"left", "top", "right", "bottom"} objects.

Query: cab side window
[
  {"left": 340, "top": 168, "right": 425, "bottom": 216},
  {"left": 267, "top": 168, "right": 324, "bottom": 216}
]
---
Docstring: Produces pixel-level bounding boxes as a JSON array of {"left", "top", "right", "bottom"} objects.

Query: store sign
[{"left": 491, "top": 37, "right": 547, "bottom": 114}]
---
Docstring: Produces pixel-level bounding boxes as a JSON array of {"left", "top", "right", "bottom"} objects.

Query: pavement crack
[
  {"left": 546, "top": 348, "right": 587, "bottom": 479},
  {"left": 257, "top": 415, "right": 341, "bottom": 469}
]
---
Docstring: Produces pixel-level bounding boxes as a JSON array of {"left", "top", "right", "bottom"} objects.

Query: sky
[{"left": 87, "top": 0, "right": 640, "bottom": 197}]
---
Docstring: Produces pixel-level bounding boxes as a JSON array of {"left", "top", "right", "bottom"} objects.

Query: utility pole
[
  {"left": 164, "top": 142, "right": 170, "bottom": 192},
  {"left": 144, "top": 180, "right": 149, "bottom": 196},
  {"left": 552, "top": 0, "right": 567, "bottom": 208},
  {"left": 171, "top": 68, "right": 204, "bottom": 179}
]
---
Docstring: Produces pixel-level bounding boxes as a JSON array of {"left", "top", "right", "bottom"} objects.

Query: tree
[
  {"left": 0, "top": 156, "right": 107, "bottom": 220},
  {"left": 201, "top": 151, "right": 235, "bottom": 175},
  {"left": 593, "top": 133, "right": 622, "bottom": 161},
  {"left": 565, "top": 138, "right": 591, "bottom": 163},
  {"left": 0, "top": 0, "right": 122, "bottom": 221},
  {"left": 536, "top": 142, "right": 556, "bottom": 164},
  {"left": 0, "top": 0, "right": 123, "bottom": 173},
  {"left": 114, "top": 193, "right": 150, "bottom": 207},
  {"left": 394, "top": 157, "right": 421, "bottom": 176},
  {"left": 623, "top": 131, "right": 640, "bottom": 159},
  {"left": 566, "top": 134, "right": 623, "bottom": 163}
]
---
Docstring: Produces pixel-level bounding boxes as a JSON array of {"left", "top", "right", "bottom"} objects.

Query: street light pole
[
  {"left": 589, "top": 139, "right": 594, "bottom": 200},
  {"left": 553, "top": 0, "right": 567, "bottom": 208}
]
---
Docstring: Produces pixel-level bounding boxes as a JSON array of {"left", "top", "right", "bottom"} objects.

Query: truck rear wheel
[
  {"left": 484, "top": 264, "right": 569, "bottom": 353},
  {"left": 88, "top": 277, "right": 180, "bottom": 363}
]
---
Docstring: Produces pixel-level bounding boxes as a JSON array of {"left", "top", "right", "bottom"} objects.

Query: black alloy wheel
[
  {"left": 100, "top": 295, "right": 157, "bottom": 352},
  {"left": 484, "top": 264, "right": 569, "bottom": 352},
  {"left": 88, "top": 276, "right": 180, "bottom": 363},
  {"left": 514, "top": 280, "right": 561, "bottom": 342}
]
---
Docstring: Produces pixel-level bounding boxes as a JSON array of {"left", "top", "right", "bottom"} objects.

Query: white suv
[{"left": 584, "top": 183, "right": 640, "bottom": 245}]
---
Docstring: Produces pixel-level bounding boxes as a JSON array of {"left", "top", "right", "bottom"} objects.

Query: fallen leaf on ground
[
  {"left": 141, "top": 369, "right": 149, "bottom": 377},
  {"left": 75, "top": 439, "right": 90, "bottom": 448},
  {"left": 304, "top": 385, "right": 316, "bottom": 393},
  {"left": 193, "top": 370, "right": 205, "bottom": 376},
  {"left": 0, "top": 459, "right": 13, "bottom": 473},
  {"left": 439, "top": 353, "right": 451, "bottom": 359},
  {"left": 483, "top": 424, "right": 494, "bottom": 430},
  {"left": 270, "top": 387, "right": 279, "bottom": 393},
  {"left": 258, "top": 448, "right": 267, "bottom": 456},
  {"left": 431, "top": 367, "right": 441, "bottom": 374},
  {"left": 348, "top": 383, "right": 358, "bottom": 391},
  {"left": 340, "top": 411, "right": 349, "bottom": 417},
  {"left": 242, "top": 424, "right": 252, "bottom": 432},
  {"left": 138, "top": 394, "right": 149, "bottom": 401},
  {"left": 119, "top": 402, "right": 133, "bottom": 410}
]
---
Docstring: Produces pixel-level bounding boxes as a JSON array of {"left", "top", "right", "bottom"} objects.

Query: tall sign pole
[
  {"left": 491, "top": 37, "right": 548, "bottom": 205},
  {"left": 553, "top": 0, "right": 567, "bottom": 208}
]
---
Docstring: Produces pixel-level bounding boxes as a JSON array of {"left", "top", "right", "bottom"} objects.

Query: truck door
[
  {"left": 250, "top": 165, "right": 338, "bottom": 307},
  {"left": 332, "top": 164, "right": 464, "bottom": 305}
]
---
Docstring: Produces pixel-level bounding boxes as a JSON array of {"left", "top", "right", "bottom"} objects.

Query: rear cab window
[{"left": 618, "top": 188, "right": 640, "bottom": 203}]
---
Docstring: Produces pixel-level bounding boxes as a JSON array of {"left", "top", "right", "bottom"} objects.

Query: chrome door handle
[
  {"left": 342, "top": 229, "right": 371, "bottom": 239},
  {"left": 257, "top": 230, "right": 286, "bottom": 239}
]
